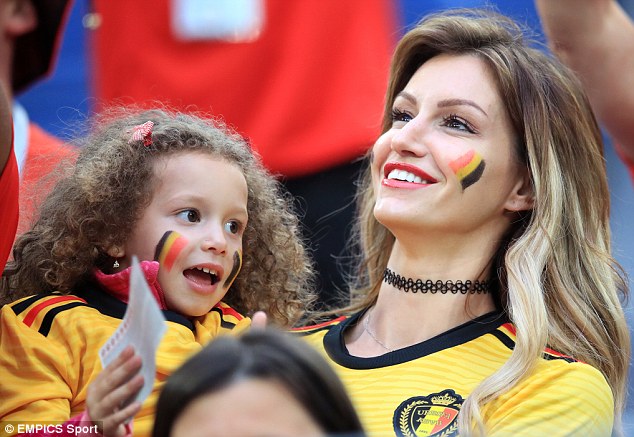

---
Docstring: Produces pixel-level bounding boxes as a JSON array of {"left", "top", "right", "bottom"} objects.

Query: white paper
[{"left": 99, "top": 256, "right": 167, "bottom": 407}]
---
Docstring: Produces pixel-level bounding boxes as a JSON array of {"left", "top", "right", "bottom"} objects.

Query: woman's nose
[{"left": 390, "top": 116, "right": 429, "bottom": 158}]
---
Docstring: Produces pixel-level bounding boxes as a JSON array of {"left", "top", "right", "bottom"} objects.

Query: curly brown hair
[{"left": 2, "top": 108, "right": 315, "bottom": 326}]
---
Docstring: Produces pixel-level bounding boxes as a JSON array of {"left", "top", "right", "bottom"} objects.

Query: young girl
[{"left": 0, "top": 108, "right": 315, "bottom": 435}]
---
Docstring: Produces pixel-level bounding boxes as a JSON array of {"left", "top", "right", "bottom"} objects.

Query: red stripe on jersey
[
  {"left": 23, "top": 296, "right": 87, "bottom": 327},
  {"left": 543, "top": 346, "right": 577, "bottom": 361},
  {"left": 292, "top": 316, "right": 347, "bottom": 332},
  {"left": 215, "top": 303, "right": 244, "bottom": 321},
  {"left": 501, "top": 322, "right": 516, "bottom": 336}
]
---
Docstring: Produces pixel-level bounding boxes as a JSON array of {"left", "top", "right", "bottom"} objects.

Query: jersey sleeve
[
  {"left": 0, "top": 299, "right": 75, "bottom": 421},
  {"left": 485, "top": 362, "right": 614, "bottom": 436}
]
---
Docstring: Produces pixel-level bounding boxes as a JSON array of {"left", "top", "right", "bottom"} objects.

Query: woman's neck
[
  {"left": 387, "top": 230, "right": 502, "bottom": 279},
  {"left": 345, "top": 235, "right": 500, "bottom": 357},
  {"left": 346, "top": 283, "right": 497, "bottom": 357}
]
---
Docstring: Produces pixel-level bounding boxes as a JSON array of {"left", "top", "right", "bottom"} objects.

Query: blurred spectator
[
  {"left": 90, "top": 0, "right": 397, "bottom": 307},
  {"left": 536, "top": 0, "right": 634, "bottom": 180},
  {"left": 152, "top": 328, "right": 365, "bottom": 437},
  {"left": 2, "top": 0, "right": 78, "bottom": 235}
]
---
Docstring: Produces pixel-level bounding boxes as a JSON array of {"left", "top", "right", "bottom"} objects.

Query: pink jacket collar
[{"left": 93, "top": 260, "right": 168, "bottom": 309}]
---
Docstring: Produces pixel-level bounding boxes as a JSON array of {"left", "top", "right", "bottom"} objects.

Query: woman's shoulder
[
  {"left": 485, "top": 359, "right": 613, "bottom": 436},
  {"left": 485, "top": 324, "right": 613, "bottom": 435},
  {"left": 531, "top": 355, "right": 611, "bottom": 393}
]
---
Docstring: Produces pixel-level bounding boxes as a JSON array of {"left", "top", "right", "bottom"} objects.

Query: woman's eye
[
  {"left": 441, "top": 114, "right": 476, "bottom": 133},
  {"left": 391, "top": 109, "right": 413, "bottom": 124},
  {"left": 224, "top": 220, "right": 241, "bottom": 235},
  {"left": 177, "top": 209, "right": 200, "bottom": 223}
]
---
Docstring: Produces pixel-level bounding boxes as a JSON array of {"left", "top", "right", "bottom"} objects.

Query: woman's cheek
[
  {"left": 449, "top": 149, "right": 485, "bottom": 190},
  {"left": 371, "top": 132, "right": 393, "bottom": 178}
]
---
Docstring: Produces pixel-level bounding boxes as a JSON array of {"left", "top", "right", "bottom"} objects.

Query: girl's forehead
[
  {"left": 152, "top": 151, "right": 243, "bottom": 171},
  {"left": 147, "top": 151, "right": 250, "bottom": 210}
]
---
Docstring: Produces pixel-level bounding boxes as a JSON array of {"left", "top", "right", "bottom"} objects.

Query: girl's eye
[
  {"left": 440, "top": 114, "right": 476, "bottom": 133},
  {"left": 224, "top": 220, "right": 241, "bottom": 235},
  {"left": 391, "top": 108, "right": 413, "bottom": 125},
  {"left": 177, "top": 209, "right": 200, "bottom": 223}
]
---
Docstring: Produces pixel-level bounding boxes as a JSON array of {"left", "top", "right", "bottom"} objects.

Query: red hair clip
[{"left": 129, "top": 121, "right": 154, "bottom": 146}]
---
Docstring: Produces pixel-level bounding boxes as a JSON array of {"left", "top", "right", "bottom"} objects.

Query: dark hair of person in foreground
[{"left": 153, "top": 328, "right": 365, "bottom": 437}]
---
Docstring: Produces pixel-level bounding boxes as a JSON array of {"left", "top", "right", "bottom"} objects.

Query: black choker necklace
[{"left": 383, "top": 268, "right": 490, "bottom": 294}]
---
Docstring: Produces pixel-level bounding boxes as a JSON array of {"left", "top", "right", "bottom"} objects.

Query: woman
[
  {"left": 299, "top": 9, "right": 630, "bottom": 437},
  {"left": 152, "top": 329, "right": 365, "bottom": 437}
]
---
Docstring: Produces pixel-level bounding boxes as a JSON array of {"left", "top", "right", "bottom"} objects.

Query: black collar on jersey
[
  {"left": 75, "top": 280, "right": 195, "bottom": 332},
  {"left": 323, "top": 310, "right": 507, "bottom": 370}
]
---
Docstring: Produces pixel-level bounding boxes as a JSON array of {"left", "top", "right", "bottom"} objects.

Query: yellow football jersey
[
  {"left": 0, "top": 288, "right": 250, "bottom": 436},
  {"left": 298, "top": 311, "right": 613, "bottom": 437}
]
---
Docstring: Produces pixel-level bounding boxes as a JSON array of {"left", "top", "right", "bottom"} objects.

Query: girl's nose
[{"left": 201, "top": 227, "right": 227, "bottom": 254}]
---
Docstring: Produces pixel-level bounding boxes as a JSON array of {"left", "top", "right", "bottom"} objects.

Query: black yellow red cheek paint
[
  {"left": 449, "top": 150, "right": 486, "bottom": 190},
  {"left": 154, "top": 231, "right": 188, "bottom": 272},
  {"left": 223, "top": 251, "right": 242, "bottom": 288}
]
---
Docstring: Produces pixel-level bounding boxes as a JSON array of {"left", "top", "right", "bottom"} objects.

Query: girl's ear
[{"left": 504, "top": 169, "right": 534, "bottom": 213}]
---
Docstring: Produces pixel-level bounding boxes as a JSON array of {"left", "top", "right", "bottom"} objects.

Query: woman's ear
[{"left": 504, "top": 169, "right": 534, "bottom": 213}]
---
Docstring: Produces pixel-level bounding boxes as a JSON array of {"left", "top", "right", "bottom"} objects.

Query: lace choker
[{"left": 383, "top": 268, "right": 489, "bottom": 294}]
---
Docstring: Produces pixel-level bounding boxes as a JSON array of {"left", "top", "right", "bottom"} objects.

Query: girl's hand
[{"left": 86, "top": 346, "right": 144, "bottom": 437}]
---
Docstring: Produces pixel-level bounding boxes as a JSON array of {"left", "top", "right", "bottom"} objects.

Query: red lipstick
[{"left": 382, "top": 162, "right": 438, "bottom": 189}]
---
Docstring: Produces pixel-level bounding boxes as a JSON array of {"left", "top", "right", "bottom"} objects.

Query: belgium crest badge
[{"left": 392, "top": 389, "right": 463, "bottom": 437}]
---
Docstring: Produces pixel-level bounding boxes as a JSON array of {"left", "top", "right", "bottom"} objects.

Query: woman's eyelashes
[
  {"left": 391, "top": 108, "right": 413, "bottom": 125},
  {"left": 440, "top": 114, "right": 477, "bottom": 134},
  {"left": 391, "top": 107, "right": 477, "bottom": 134}
]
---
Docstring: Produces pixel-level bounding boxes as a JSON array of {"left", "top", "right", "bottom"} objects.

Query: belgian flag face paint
[
  {"left": 154, "top": 231, "right": 189, "bottom": 272},
  {"left": 223, "top": 251, "right": 242, "bottom": 289},
  {"left": 449, "top": 149, "right": 486, "bottom": 190}
]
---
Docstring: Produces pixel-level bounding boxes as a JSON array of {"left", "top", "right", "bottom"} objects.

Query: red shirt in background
[
  {"left": 17, "top": 123, "right": 77, "bottom": 235},
  {"left": 91, "top": 0, "right": 397, "bottom": 177}
]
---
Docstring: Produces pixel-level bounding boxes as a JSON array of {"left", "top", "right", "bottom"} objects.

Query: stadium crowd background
[{"left": 16, "top": 0, "right": 634, "bottom": 431}]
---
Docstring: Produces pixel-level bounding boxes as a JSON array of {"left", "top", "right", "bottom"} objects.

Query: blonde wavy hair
[
  {"left": 343, "top": 9, "right": 630, "bottom": 436},
  {"left": 2, "top": 108, "right": 315, "bottom": 327}
]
